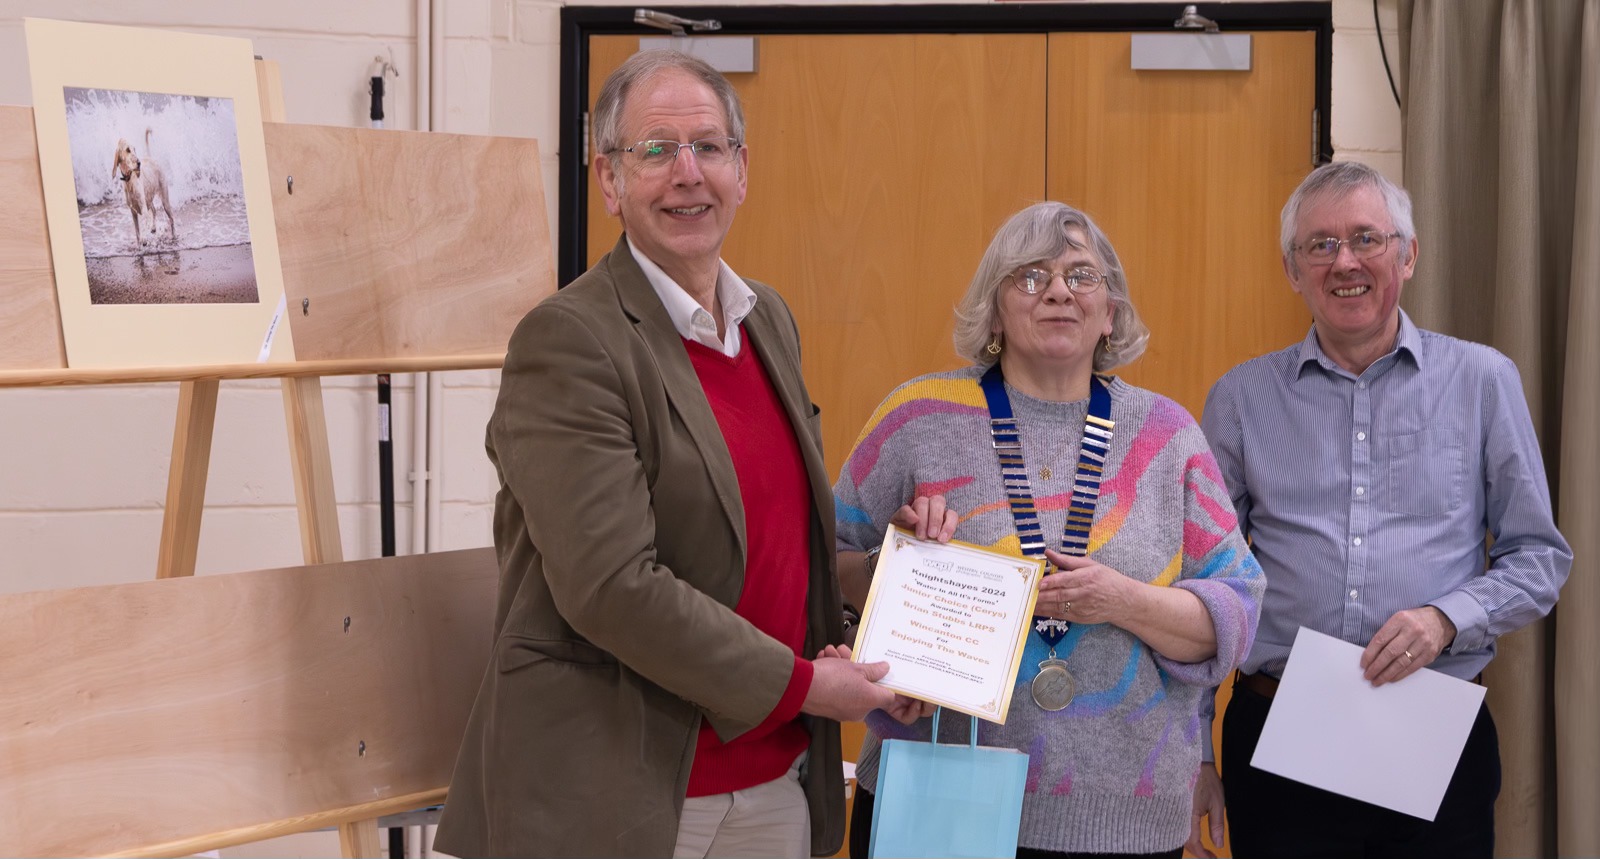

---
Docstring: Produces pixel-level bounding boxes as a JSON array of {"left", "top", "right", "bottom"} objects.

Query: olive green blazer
[{"left": 435, "top": 237, "right": 845, "bottom": 858}]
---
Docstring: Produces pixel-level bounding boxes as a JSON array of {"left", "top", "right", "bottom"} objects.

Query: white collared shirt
[{"left": 628, "top": 237, "right": 757, "bottom": 357}]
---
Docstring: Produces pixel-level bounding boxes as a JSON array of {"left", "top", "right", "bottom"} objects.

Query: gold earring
[{"left": 986, "top": 334, "right": 1003, "bottom": 356}]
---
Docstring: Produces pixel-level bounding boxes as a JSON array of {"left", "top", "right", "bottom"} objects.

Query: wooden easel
[{"left": 0, "top": 61, "right": 555, "bottom": 857}]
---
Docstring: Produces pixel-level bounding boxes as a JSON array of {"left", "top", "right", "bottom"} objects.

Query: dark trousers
[
  {"left": 849, "top": 786, "right": 1181, "bottom": 859},
  {"left": 1221, "top": 678, "right": 1500, "bottom": 859}
]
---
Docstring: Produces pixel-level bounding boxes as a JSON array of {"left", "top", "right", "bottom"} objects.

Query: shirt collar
[
  {"left": 1294, "top": 309, "right": 1422, "bottom": 381},
  {"left": 627, "top": 236, "right": 758, "bottom": 356}
]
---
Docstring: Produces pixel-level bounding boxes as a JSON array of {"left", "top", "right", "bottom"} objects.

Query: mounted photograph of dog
[{"left": 63, "top": 86, "right": 259, "bottom": 305}]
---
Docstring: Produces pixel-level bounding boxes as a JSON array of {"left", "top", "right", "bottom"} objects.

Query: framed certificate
[{"left": 852, "top": 526, "right": 1043, "bottom": 723}]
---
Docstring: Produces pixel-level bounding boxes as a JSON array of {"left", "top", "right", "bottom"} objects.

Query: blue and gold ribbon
[{"left": 978, "top": 364, "right": 1114, "bottom": 650}]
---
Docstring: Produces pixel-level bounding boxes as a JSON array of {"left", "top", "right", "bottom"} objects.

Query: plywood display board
[
  {"left": 0, "top": 548, "right": 498, "bottom": 858},
  {"left": 0, "top": 106, "right": 64, "bottom": 370},
  {"left": 266, "top": 123, "right": 552, "bottom": 362}
]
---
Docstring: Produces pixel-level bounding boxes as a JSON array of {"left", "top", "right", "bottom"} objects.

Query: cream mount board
[{"left": 25, "top": 18, "right": 293, "bottom": 368}]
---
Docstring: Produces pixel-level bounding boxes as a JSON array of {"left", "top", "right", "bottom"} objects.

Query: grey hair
[
  {"left": 1280, "top": 161, "right": 1415, "bottom": 273},
  {"left": 953, "top": 202, "right": 1150, "bottom": 372},
  {"left": 591, "top": 51, "right": 745, "bottom": 156}
]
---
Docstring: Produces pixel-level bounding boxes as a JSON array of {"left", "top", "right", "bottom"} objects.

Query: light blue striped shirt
[{"left": 1201, "top": 311, "right": 1571, "bottom": 686}]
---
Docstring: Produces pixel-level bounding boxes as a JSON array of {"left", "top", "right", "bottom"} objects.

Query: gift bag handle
[{"left": 928, "top": 706, "right": 979, "bottom": 750}]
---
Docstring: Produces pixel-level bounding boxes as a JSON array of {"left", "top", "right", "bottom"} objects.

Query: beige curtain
[{"left": 1398, "top": 0, "right": 1600, "bottom": 855}]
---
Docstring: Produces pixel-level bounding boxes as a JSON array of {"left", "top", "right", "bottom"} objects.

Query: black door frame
[{"left": 559, "top": 2, "right": 1333, "bottom": 285}]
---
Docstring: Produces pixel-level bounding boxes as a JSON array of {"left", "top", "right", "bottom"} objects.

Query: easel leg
[
  {"left": 338, "top": 819, "right": 382, "bottom": 859},
  {"left": 282, "top": 376, "right": 344, "bottom": 564},
  {"left": 156, "top": 380, "right": 219, "bottom": 578}
]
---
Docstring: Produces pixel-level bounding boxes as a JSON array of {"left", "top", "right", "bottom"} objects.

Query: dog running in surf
[{"left": 111, "top": 127, "right": 176, "bottom": 251}]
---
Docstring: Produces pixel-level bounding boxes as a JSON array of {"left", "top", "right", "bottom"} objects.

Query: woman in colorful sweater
[{"left": 835, "top": 202, "right": 1263, "bottom": 858}]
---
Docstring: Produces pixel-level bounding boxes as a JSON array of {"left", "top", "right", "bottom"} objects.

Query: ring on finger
[
  {"left": 1403, "top": 649, "right": 1414, "bottom": 661},
  {"left": 1063, "top": 600, "right": 1072, "bottom": 614}
]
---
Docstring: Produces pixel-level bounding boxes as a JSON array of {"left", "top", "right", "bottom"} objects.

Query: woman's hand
[
  {"left": 889, "top": 495, "right": 958, "bottom": 543},
  {"left": 1039, "top": 549, "right": 1219, "bottom": 662},
  {"left": 1037, "top": 549, "right": 1135, "bottom": 624},
  {"left": 883, "top": 693, "right": 937, "bottom": 724}
]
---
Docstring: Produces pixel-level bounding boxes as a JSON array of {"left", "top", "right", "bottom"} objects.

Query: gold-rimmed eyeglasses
[
  {"left": 1007, "top": 266, "right": 1106, "bottom": 296},
  {"left": 615, "top": 137, "right": 742, "bottom": 173},
  {"left": 1293, "top": 231, "right": 1402, "bottom": 266}
]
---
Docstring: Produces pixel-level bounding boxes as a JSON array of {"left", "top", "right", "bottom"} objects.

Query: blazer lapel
[
  {"left": 608, "top": 236, "right": 747, "bottom": 564},
  {"left": 745, "top": 297, "right": 833, "bottom": 528}
]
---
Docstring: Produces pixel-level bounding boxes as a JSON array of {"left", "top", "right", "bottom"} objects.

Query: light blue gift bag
[{"left": 868, "top": 708, "right": 1028, "bottom": 859}]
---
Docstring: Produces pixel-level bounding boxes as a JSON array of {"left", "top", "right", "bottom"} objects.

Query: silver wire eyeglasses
[
  {"left": 1293, "top": 231, "right": 1402, "bottom": 266},
  {"left": 1007, "top": 266, "right": 1106, "bottom": 295},
  {"left": 616, "top": 137, "right": 742, "bottom": 172}
]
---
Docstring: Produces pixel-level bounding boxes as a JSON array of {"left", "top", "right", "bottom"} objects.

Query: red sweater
[{"left": 682, "top": 331, "right": 815, "bottom": 797}]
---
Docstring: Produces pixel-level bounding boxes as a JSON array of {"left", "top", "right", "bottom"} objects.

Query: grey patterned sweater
[{"left": 834, "top": 367, "right": 1263, "bottom": 854}]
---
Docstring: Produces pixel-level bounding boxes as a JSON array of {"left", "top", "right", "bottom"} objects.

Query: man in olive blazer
[{"left": 436, "top": 51, "right": 906, "bottom": 858}]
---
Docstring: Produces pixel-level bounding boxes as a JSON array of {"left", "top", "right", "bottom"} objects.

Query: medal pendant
[{"left": 1031, "top": 658, "right": 1075, "bottom": 711}]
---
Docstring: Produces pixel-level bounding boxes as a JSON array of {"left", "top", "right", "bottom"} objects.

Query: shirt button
[
  {"left": 1356, "top": 486, "right": 1366, "bottom": 496},
  {"left": 1357, "top": 431, "right": 1367, "bottom": 441},
  {"left": 1350, "top": 589, "right": 1359, "bottom": 600},
  {"left": 1358, "top": 381, "right": 1368, "bottom": 389},
  {"left": 1353, "top": 536, "right": 1363, "bottom": 547}
]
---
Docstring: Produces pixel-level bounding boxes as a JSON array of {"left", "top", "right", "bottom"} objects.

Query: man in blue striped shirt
[{"left": 1188, "top": 161, "right": 1571, "bottom": 859}]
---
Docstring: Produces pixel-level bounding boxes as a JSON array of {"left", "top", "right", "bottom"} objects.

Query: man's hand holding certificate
[{"left": 852, "top": 525, "right": 1043, "bottom": 723}]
